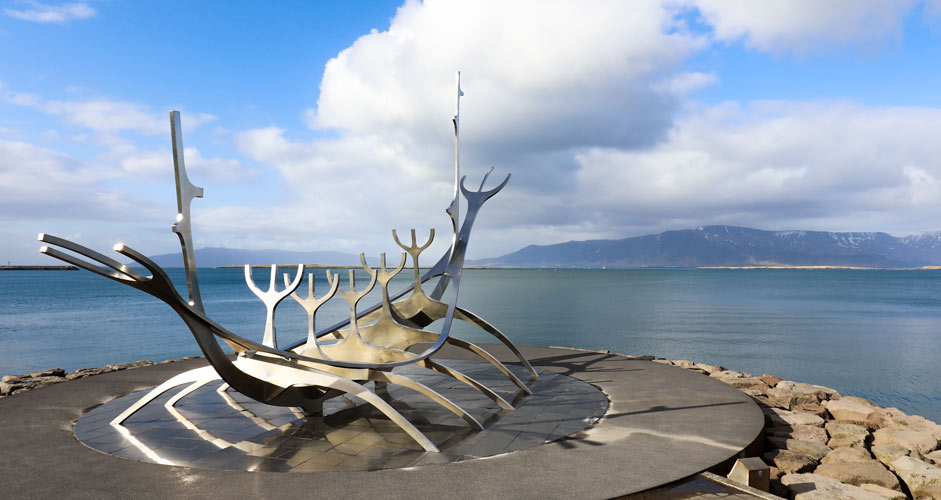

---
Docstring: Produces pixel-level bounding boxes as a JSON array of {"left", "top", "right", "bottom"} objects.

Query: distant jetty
[
  {"left": 0, "top": 265, "right": 78, "bottom": 271},
  {"left": 698, "top": 265, "right": 879, "bottom": 270}
]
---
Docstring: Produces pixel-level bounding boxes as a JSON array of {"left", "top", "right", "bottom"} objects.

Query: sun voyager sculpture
[{"left": 38, "top": 73, "right": 536, "bottom": 452}]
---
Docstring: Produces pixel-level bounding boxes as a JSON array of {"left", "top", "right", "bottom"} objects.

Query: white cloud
[
  {"left": 220, "top": 0, "right": 941, "bottom": 259},
  {"left": 309, "top": 0, "right": 701, "bottom": 153},
  {"left": 0, "top": 139, "right": 139, "bottom": 219},
  {"left": 3, "top": 2, "right": 95, "bottom": 23},
  {"left": 42, "top": 100, "right": 215, "bottom": 135},
  {"left": 568, "top": 101, "right": 941, "bottom": 237},
  {"left": 119, "top": 146, "right": 251, "bottom": 181},
  {"left": 685, "top": 0, "right": 919, "bottom": 54},
  {"left": 2, "top": 82, "right": 216, "bottom": 136}
]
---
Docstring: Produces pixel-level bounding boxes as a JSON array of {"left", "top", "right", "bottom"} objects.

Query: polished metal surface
[
  {"left": 169, "top": 111, "right": 205, "bottom": 311},
  {"left": 244, "top": 264, "right": 304, "bottom": 348},
  {"left": 73, "top": 360, "right": 607, "bottom": 472},
  {"left": 40, "top": 84, "right": 538, "bottom": 455},
  {"left": 285, "top": 270, "right": 339, "bottom": 356}
]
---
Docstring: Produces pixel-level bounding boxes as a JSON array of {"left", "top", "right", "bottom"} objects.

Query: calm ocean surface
[{"left": 1, "top": 268, "right": 939, "bottom": 422}]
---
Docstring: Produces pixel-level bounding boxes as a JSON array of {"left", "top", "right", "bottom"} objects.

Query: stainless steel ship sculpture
[{"left": 38, "top": 73, "right": 536, "bottom": 452}]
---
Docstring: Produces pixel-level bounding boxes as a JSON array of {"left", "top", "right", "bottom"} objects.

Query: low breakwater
[
  {"left": 2, "top": 355, "right": 939, "bottom": 498},
  {"left": 0, "top": 357, "right": 200, "bottom": 397},
  {"left": 657, "top": 358, "right": 941, "bottom": 499}
]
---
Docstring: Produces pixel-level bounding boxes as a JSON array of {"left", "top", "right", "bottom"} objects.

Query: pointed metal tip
[{"left": 114, "top": 243, "right": 126, "bottom": 251}]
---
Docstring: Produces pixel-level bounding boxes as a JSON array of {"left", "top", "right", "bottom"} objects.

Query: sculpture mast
[
  {"left": 447, "top": 71, "right": 464, "bottom": 251},
  {"left": 169, "top": 111, "right": 205, "bottom": 312}
]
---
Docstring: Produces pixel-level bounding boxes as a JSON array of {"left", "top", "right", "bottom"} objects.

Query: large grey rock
[
  {"left": 0, "top": 375, "right": 67, "bottom": 395},
  {"left": 764, "top": 449, "right": 818, "bottom": 474},
  {"left": 872, "top": 444, "right": 910, "bottom": 470},
  {"left": 827, "top": 422, "right": 870, "bottom": 441},
  {"left": 694, "top": 362, "right": 724, "bottom": 374},
  {"left": 873, "top": 427, "right": 939, "bottom": 459},
  {"left": 859, "top": 483, "right": 907, "bottom": 500},
  {"left": 821, "top": 446, "right": 872, "bottom": 465},
  {"left": 769, "top": 425, "right": 829, "bottom": 443},
  {"left": 827, "top": 398, "right": 881, "bottom": 422},
  {"left": 760, "top": 374, "right": 783, "bottom": 387},
  {"left": 813, "top": 461, "right": 901, "bottom": 491},
  {"left": 765, "top": 407, "right": 825, "bottom": 428},
  {"left": 66, "top": 367, "right": 105, "bottom": 380},
  {"left": 24, "top": 368, "right": 66, "bottom": 378},
  {"left": 901, "top": 415, "right": 941, "bottom": 443},
  {"left": 767, "top": 386, "right": 819, "bottom": 409},
  {"left": 720, "top": 376, "right": 771, "bottom": 393},
  {"left": 785, "top": 440, "right": 832, "bottom": 461},
  {"left": 780, "top": 473, "right": 889, "bottom": 500},
  {"left": 793, "top": 403, "right": 828, "bottom": 419},
  {"left": 777, "top": 381, "right": 841, "bottom": 403},
  {"left": 827, "top": 436, "right": 866, "bottom": 449},
  {"left": 869, "top": 408, "right": 941, "bottom": 442},
  {"left": 890, "top": 456, "right": 941, "bottom": 499}
]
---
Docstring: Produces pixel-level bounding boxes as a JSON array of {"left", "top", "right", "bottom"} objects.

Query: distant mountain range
[
  {"left": 147, "top": 247, "right": 360, "bottom": 268},
  {"left": 470, "top": 225, "right": 941, "bottom": 268}
]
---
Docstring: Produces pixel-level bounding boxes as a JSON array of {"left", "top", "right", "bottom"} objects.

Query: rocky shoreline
[
  {"left": 657, "top": 358, "right": 941, "bottom": 499},
  {"left": 0, "top": 357, "right": 200, "bottom": 398},
  {"left": 2, "top": 355, "right": 939, "bottom": 498}
]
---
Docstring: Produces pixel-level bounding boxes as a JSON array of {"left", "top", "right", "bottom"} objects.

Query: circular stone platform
[{"left": 0, "top": 345, "right": 764, "bottom": 500}]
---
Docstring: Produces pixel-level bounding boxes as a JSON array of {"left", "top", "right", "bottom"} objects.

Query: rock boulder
[
  {"left": 820, "top": 446, "right": 872, "bottom": 465},
  {"left": 780, "top": 473, "right": 890, "bottom": 500},
  {"left": 873, "top": 427, "right": 939, "bottom": 459},
  {"left": 765, "top": 408, "right": 825, "bottom": 428},
  {"left": 827, "top": 398, "right": 881, "bottom": 422},
  {"left": 890, "top": 456, "right": 941, "bottom": 499},
  {"left": 764, "top": 449, "right": 818, "bottom": 474},
  {"left": 813, "top": 461, "right": 901, "bottom": 491}
]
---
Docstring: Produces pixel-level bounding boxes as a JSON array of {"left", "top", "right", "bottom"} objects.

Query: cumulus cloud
[
  {"left": 42, "top": 100, "right": 215, "bottom": 135},
  {"left": 218, "top": 0, "right": 941, "bottom": 259},
  {"left": 2, "top": 82, "right": 216, "bottom": 136},
  {"left": 569, "top": 102, "right": 941, "bottom": 237},
  {"left": 120, "top": 147, "right": 253, "bottom": 181},
  {"left": 222, "top": 0, "right": 712, "bottom": 257},
  {"left": 685, "top": 0, "right": 919, "bottom": 54},
  {"left": 0, "top": 139, "right": 148, "bottom": 220},
  {"left": 3, "top": 2, "right": 95, "bottom": 24},
  {"left": 309, "top": 0, "right": 700, "bottom": 152},
  {"left": 10, "top": 0, "right": 941, "bottom": 265}
]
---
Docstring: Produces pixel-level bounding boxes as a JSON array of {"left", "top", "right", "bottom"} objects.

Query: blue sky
[{"left": 4, "top": 0, "right": 941, "bottom": 264}]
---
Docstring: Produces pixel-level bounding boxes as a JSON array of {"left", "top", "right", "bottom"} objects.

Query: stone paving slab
[{"left": 0, "top": 345, "right": 764, "bottom": 499}]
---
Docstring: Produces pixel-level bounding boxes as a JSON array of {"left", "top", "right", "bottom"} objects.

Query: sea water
[{"left": 1, "top": 268, "right": 939, "bottom": 422}]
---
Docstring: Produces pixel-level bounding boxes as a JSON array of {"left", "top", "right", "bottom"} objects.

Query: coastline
[
  {"left": 0, "top": 265, "right": 78, "bottom": 271},
  {"left": 2, "top": 353, "right": 939, "bottom": 498},
  {"left": 699, "top": 265, "right": 941, "bottom": 270}
]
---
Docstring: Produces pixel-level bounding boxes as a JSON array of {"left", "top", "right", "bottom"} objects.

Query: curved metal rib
[
  {"left": 111, "top": 365, "right": 220, "bottom": 426},
  {"left": 369, "top": 370, "right": 482, "bottom": 430},
  {"left": 418, "top": 359, "right": 513, "bottom": 411},
  {"left": 234, "top": 356, "right": 439, "bottom": 452},
  {"left": 454, "top": 308, "right": 538, "bottom": 380}
]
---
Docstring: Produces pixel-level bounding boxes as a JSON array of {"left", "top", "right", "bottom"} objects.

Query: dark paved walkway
[{"left": 0, "top": 345, "right": 764, "bottom": 499}]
